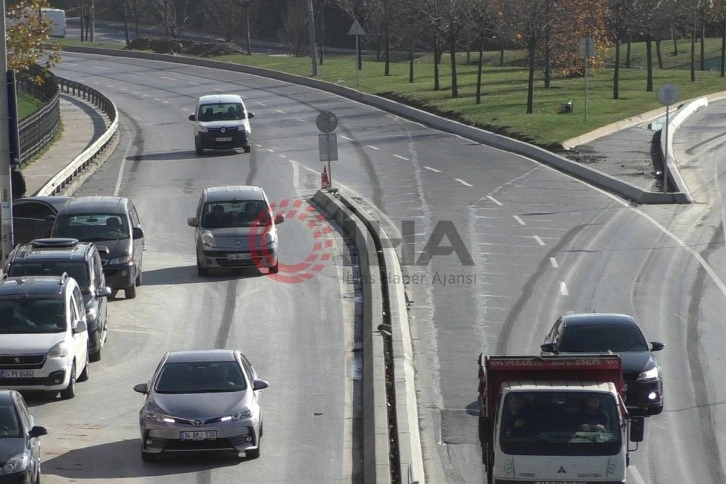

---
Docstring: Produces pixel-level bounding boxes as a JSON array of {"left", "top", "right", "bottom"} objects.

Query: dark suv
[
  {"left": 4, "top": 238, "right": 112, "bottom": 362},
  {"left": 50, "top": 196, "right": 145, "bottom": 299},
  {"left": 540, "top": 312, "right": 665, "bottom": 416}
]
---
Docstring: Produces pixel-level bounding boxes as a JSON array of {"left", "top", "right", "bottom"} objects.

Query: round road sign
[
  {"left": 316, "top": 110, "right": 338, "bottom": 133},
  {"left": 658, "top": 84, "right": 680, "bottom": 106}
]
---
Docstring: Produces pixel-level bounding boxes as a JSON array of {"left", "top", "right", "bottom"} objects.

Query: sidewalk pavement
[{"left": 20, "top": 93, "right": 110, "bottom": 197}]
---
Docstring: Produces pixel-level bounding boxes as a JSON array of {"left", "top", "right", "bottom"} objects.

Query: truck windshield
[{"left": 499, "top": 392, "right": 621, "bottom": 456}]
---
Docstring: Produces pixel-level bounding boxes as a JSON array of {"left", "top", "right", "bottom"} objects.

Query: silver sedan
[{"left": 133, "top": 349, "right": 268, "bottom": 462}]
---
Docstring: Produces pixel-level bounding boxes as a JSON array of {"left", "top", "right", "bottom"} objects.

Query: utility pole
[
  {"left": 306, "top": 0, "right": 318, "bottom": 76},
  {"left": 0, "top": 0, "right": 13, "bottom": 265}
]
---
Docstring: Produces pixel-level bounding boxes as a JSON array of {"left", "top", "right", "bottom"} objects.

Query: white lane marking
[
  {"left": 160, "top": 76, "right": 175, "bottom": 81},
  {"left": 279, "top": 154, "right": 287, "bottom": 159},
  {"left": 394, "top": 154, "right": 409, "bottom": 160},
  {"left": 424, "top": 166, "right": 441, "bottom": 173},
  {"left": 114, "top": 130, "right": 134, "bottom": 197},
  {"left": 214, "top": 87, "right": 224, "bottom": 92},
  {"left": 267, "top": 148, "right": 274, "bottom": 153},
  {"left": 276, "top": 109, "right": 286, "bottom": 114},
  {"left": 487, "top": 195, "right": 503, "bottom": 206},
  {"left": 455, "top": 179, "right": 473, "bottom": 187},
  {"left": 366, "top": 145, "right": 379, "bottom": 150},
  {"left": 533, "top": 235, "right": 545, "bottom": 246},
  {"left": 295, "top": 118, "right": 305, "bottom": 122},
  {"left": 550, "top": 257, "right": 559, "bottom": 268},
  {"left": 513, "top": 215, "right": 525, "bottom": 225},
  {"left": 255, "top": 101, "right": 266, "bottom": 106},
  {"left": 95, "top": 66, "right": 110, "bottom": 70},
  {"left": 291, "top": 160, "right": 300, "bottom": 189},
  {"left": 560, "top": 282, "right": 569, "bottom": 296},
  {"left": 342, "top": 135, "right": 353, "bottom": 141}
]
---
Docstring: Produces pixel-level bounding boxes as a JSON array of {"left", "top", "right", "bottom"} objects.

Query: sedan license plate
[
  {"left": 0, "top": 370, "right": 33, "bottom": 378},
  {"left": 226, "top": 253, "right": 251, "bottom": 261},
  {"left": 180, "top": 430, "right": 217, "bottom": 441},
  {"left": 215, "top": 136, "right": 233, "bottom": 142}
]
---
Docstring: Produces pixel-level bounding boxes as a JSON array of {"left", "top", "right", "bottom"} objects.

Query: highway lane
[
  {"left": 30, "top": 54, "right": 359, "bottom": 483},
  {"left": 38, "top": 51, "right": 726, "bottom": 483}
]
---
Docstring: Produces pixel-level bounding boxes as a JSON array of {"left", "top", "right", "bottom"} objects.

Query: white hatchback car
[
  {"left": 188, "top": 94, "right": 254, "bottom": 154},
  {"left": 0, "top": 274, "right": 90, "bottom": 399}
]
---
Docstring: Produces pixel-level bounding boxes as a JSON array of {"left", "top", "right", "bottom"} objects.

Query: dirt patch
[{"left": 125, "top": 37, "right": 245, "bottom": 57}]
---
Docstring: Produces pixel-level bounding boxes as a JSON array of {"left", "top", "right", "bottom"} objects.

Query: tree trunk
[
  {"left": 527, "top": 38, "right": 535, "bottom": 114},
  {"left": 701, "top": 20, "right": 706, "bottom": 71},
  {"left": 123, "top": 0, "right": 130, "bottom": 46},
  {"left": 384, "top": 20, "right": 390, "bottom": 76},
  {"left": 626, "top": 32, "right": 632, "bottom": 68},
  {"left": 409, "top": 36, "right": 415, "bottom": 83},
  {"left": 433, "top": 35, "right": 440, "bottom": 91},
  {"left": 499, "top": 48, "right": 504, "bottom": 66},
  {"left": 646, "top": 35, "right": 653, "bottom": 91},
  {"left": 449, "top": 37, "right": 458, "bottom": 98},
  {"left": 246, "top": 5, "right": 252, "bottom": 55},
  {"left": 476, "top": 33, "right": 484, "bottom": 104},
  {"left": 317, "top": 0, "right": 324, "bottom": 64},
  {"left": 656, "top": 39, "right": 663, "bottom": 69},
  {"left": 613, "top": 37, "right": 620, "bottom": 99},
  {"left": 722, "top": 18, "right": 726, "bottom": 77},
  {"left": 691, "top": 27, "right": 696, "bottom": 82},
  {"left": 544, "top": 31, "right": 551, "bottom": 89}
]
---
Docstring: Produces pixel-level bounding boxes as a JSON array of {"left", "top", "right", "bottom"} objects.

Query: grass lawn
[{"left": 54, "top": 35, "right": 726, "bottom": 148}]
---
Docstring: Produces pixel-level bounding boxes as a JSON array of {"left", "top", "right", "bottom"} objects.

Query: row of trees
[{"left": 17, "top": 1, "right": 726, "bottom": 114}]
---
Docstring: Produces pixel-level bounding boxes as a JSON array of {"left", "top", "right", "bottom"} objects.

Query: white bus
[{"left": 41, "top": 8, "right": 66, "bottom": 38}]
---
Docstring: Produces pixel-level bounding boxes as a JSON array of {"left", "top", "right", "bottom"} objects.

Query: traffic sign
[
  {"left": 316, "top": 110, "right": 338, "bottom": 133},
  {"left": 658, "top": 84, "right": 680, "bottom": 106}
]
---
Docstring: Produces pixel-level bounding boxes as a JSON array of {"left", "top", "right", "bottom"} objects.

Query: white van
[{"left": 41, "top": 8, "right": 66, "bottom": 38}]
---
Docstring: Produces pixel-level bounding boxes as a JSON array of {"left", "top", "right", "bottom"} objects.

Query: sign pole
[{"left": 0, "top": 0, "right": 13, "bottom": 265}]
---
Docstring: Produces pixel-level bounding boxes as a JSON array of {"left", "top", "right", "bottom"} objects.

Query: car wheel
[
  {"left": 109, "top": 289, "right": 118, "bottom": 300},
  {"left": 197, "top": 259, "right": 209, "bottom": 277},
  {"left": 59, "top": 363, "right": 76, "bottom": 399},
  {"left": 125, "top": 284, "right": 137, "bottom": 299},
  {"left": 269, "top": 262, "right": 279, "bottom": 274},
  {"left": 246, "top": 447, "right": 260, "bottom": 459},
  {"left": 195, "top": 139, "right": 203, "bottom": 155},
  {"left": 141, "top": 450, "right": 157, "bottom": 462},
  {"left": 136, "top": 270, "right": 143, "bottom": 286},
  {"left": 78, "top": 353, "right": 90, "bottom": 382},
  {"left": 90, "top": 347, "right": 101, "bottom": 363},
  {"left": 244, "top": 145, "right": 251, "bottom": 153}
]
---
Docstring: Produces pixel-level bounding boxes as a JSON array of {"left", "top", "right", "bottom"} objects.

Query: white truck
[{"left": 477, "top": 354, "right": 645, "bottom": 483}]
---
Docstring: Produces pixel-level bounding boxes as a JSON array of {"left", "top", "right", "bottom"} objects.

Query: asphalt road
[
  {"left": 30, "top": 44, "right": 726, "bottom": 483},
  {"left": 31, "top": 54, "right": 359, "bottom": 483}
]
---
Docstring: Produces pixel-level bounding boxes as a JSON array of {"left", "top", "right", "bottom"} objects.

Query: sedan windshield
[
  {"left": 0, "top": 299, "right": 65, "bottom": 334},
  {"left": 53, "top": 213, "right": 129, "bottom": 242},
  {"left": 559, "top": 324, "right": 649, "bottom": 352},
  {"left": 155, "top": 361, "right": 247, "bottom": 393}
]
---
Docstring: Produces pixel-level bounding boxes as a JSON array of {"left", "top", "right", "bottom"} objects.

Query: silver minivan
[{"left": 187, "top": 186, "right": 284, "bottom": 276}]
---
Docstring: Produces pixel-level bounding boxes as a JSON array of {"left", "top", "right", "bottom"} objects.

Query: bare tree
[
  {"left": 202, "top": 0, "right": 245, "bottom": 42},
  {"left": 279, "top": 0, "right": 309, "bottom": 56},
  {"left": 465, "top": 0, "right": 498, "bottom": 104},
  {"left": 149, "top": 0, "right": 196, "bottom": 39}
]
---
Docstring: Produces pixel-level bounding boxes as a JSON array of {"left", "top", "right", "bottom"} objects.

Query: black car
[
  {"left": 540, "top": 312, "right": 665, "bottom": 416},
  {"left": 0, "top": 390, "right": 48, "bottom": 483},
  {"left": 11, "top": 196, "right": 73, "bottom": 246},
  {"left": 50, "top": 196, "right": 145, "bottom": 299},
  {"left": 4, "top": 238, "right": 112, "bottom": 362}
]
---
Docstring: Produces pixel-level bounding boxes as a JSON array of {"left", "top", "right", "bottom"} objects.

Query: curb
[{"left": 311, "top": 190, "right": 393, "bottom": 483}]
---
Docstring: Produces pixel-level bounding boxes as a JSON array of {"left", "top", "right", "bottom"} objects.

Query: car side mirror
[
  {"left": 540, "top": 342, "right": 556, "bottom": 353},
  {"left": 629, "top": 416, "right": 644, "bottom": 442},
  {"left": 187, "top": 217, "right": 198, "bottom": 227},
  {"left": 274, "top": 214, "right": 285, "bottom": 225},
  {"left": 133, "top": 383, "right": 149, "bottom": 394},
  {"left": 29, "top": 426, "right": 48, "bottom": 438},
  {"left": 97, "top": 286, "right": 112, "bottom": 298},
  {"left": 74, "top": 319, "right": 87, "bottom": 333},
  {"left": 247, "top": 112, "right": 254, "bottom": 119},
  {"left": 188, "top": 114, "right": 196, "bottom": 121},
  {"left": 253, "top": 379, "right": 269, "bottom": 391},
  {"left": 96, "top": 245, "right": 110, "bottom": 255},
  {"left": 132, "top": 227, "right": 144, "bottom": 240},
  {"left": 650, "top": 341, "right": 665, "bottom": 352}
]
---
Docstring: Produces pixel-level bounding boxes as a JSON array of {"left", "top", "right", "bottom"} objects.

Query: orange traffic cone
[{"left": 321, "top": 166, "right": 330, "bottom": 189}]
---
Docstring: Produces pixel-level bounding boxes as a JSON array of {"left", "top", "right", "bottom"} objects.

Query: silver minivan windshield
[{"left": 202, "top": 200, "right": 271, "bottom": 228}]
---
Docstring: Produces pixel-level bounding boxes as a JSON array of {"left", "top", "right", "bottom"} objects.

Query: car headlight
[
  {"left": 0, "top": 452, "right": 29, "bottom": 475},
  {"left": 198, "top": 125, "right": 209, "bottom": 133},
  {"left": 109, "top": 255, "right": 133, "bottom": 265},
  {"left": 264, "top": 232, "right": 275, "bottom": 246},
  {"left": 220, "top": 407, "right": 252, "bottom": 422},
  {"left": 638, "top": 367, "right": 659, "bottom": 381},
  {"left": 201, "top": 232, "right": 216, "bottom": 247},
  {"left": 142, "top": 409, "right": 176, "bottom": 424},
  {"left": 48, "top": 341, "right": 68, "bottom": 358}
]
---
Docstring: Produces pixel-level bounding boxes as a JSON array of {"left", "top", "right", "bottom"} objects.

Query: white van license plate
[
  {"left": 226, "top": 253, "right": 251, "bottom": 261},
  {"left": 0, "top": 370, "right": 33, "bottom": 378}
]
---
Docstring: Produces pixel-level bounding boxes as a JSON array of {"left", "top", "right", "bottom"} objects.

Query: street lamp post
[{"left": 0, "top": 0, "right": 14, "bottom": 266}]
